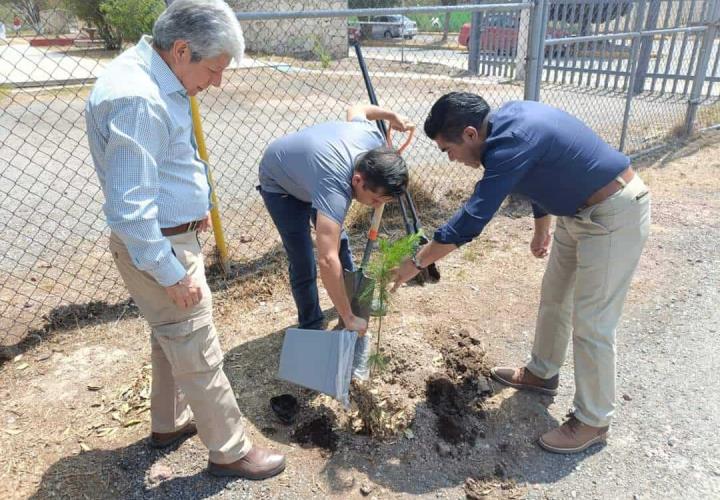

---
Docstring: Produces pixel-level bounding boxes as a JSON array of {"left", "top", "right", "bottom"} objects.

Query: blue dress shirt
[{"left": 434, "top": 101, "right": 630, "bottom": 246}]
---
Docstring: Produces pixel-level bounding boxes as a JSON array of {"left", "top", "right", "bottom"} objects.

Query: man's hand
[
  {"left": 343, "top": 314, "right": 368, "bottom": 336},
  {"left": 391, "top": 258, "right": 421, "bottom": 292},
  {"left": 347, "top": 104, "right": 415, "bottom": 133},
  {"left": 197, "top": 212, "right": 212, "bottom": 233},
  {"left": 387, "top": 113, "right": 415, "bottom": 133},
  {"left": 530, "top": 230, "right": 551, "bottom": 258},
  {"left": 165, "top": 274, "right": 203, "bottom": 309}
]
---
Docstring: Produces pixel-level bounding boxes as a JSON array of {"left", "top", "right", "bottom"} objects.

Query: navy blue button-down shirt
[{"left": 434, "top": 101, "right": 629, "bottom": 246}]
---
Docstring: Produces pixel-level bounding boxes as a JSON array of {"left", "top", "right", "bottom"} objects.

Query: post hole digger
[{"left": 351, "top": 41, "right": 440, "bottom": 293}]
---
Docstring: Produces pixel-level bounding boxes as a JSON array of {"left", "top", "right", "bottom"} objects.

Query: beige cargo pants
[
  {"left": 110, "top": 231, "right": 251, "bottom": 464},
  {"left": 527, "top": 174, "right": 651, "bottom": 427}
]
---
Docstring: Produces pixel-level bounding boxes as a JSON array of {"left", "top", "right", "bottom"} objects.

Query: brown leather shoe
[
  {"left": 539, "top": 413, "right": 609, "bottom": 454},
  {"left": 207, "top": 445, "right": 286, "bottom": 480},
  {"left": 490, "top": 366, "right": 559, "bottom": 396},
  {"left": 149, "top": 421, "right": 197, "bottom": 449}
]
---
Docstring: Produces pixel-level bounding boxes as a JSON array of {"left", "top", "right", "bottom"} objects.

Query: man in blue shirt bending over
[{"left": 393, "top": 92, "right": 651, "bottom": 454}]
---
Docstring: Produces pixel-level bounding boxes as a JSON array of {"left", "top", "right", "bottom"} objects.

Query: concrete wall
[{"left": 232, "top": 1, "right": 348, "bottom": 59}]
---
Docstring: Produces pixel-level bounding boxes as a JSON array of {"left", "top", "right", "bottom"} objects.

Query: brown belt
[
  {"left": 582, "top": 166, "right": 635, "bottom": 209},
  {"left": 161, "top": 219, "right": 202, "bottom": 236}
]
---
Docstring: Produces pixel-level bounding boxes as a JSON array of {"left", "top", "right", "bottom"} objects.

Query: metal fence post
[
  {"left": 524, "top": 0, "right": 548, "bottom": 100},
  {"left": 632, "top": 0, "right": 661, "bottom": 95},
  {"left": 514, "top": 0, "right": 533, "bottom": 81},
  {"left": 619, "top": 0, "right": 648, "bottom": 152},
  {"left": 468, "top": 1, "right": 483, "bottom": 75},
  {"left": 683, "top": 0, "right": 720, "bottom": 136}
]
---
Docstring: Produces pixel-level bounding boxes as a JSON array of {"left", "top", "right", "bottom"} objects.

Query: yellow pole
[{"left": 190, "top": 95, "right": 230, "bottom": 274}]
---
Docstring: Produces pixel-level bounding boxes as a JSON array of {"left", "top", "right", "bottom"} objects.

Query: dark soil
[{"left": 291, "top": 415, "right": 339, "bottom": 452}]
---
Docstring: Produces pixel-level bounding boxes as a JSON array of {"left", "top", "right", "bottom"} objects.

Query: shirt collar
[{"left": 136, "top": 35, "right": 186, "bottom": 97}]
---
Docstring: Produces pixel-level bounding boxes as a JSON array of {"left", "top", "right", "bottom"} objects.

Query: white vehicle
[{"left": 362, "top": 15, "right": 418, "bottom": 40}]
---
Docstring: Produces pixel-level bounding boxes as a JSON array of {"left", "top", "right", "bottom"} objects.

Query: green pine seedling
[{"left": 359, "top": 231, "right": 422, "bottom": 376}]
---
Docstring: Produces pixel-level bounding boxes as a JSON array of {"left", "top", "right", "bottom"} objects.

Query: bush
[
  {"left": 100, "top": 0, "right": 163, "bottom": 45},
  {"left": 64, "top": 0, "right": 163, "bottom": 49}
]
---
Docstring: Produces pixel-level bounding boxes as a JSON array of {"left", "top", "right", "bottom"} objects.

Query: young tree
[
  {"left": 1, "top": 0, "right": 47, "bottom": 34},
  {"left": 64, "top": 0, "right": 121, "bottom": 49},
  {"left": 100, "top": 0, "right": 163, "bottom": 45}
]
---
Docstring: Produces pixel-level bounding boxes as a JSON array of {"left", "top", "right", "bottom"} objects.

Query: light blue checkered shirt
[{"left": 86, "top": 36, "right": 211, "bottom": 287}]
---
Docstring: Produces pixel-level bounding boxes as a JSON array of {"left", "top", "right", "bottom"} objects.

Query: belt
[
  {"left": 160, "top": 219, "right": 202, "bottom": 236},
  {"left": 582, "top": 167, "right": 635, "bottom": 209}
]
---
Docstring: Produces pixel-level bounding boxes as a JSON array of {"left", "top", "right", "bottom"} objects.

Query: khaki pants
[
  {"left": 527, "top": 174, "right": 651, "bottom": 427},
  {"left": 110, "top": 231, "right": 251, "bottom": 464}
]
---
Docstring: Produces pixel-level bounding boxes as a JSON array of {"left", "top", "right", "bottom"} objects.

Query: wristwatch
[{"left": 411, "top": 254, "right": 425, "bottom": 271}]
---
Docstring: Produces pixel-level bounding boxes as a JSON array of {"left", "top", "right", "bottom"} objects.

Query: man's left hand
[
  {"left": 530, "top": 230, "right": 551, "bottom": 258},
  {"left": 391, "top": 258, "right": 421, "bottom": 292},
  {"left": 197, "top": 213, "right": 212, "bottom": 233},
  {"left": 388, "top": 113, "right": 415, "bottom": 133}
]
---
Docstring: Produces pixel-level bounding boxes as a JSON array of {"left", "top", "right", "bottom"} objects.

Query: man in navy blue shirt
[{"left": 393, "top": 92, "right": 651, "bottom": 454}]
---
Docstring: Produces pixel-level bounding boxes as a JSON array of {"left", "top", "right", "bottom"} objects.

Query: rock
[
  {"left": 360, "top": 483, "right": 373, "bottom": 496},
  {"left": 436, "top": 442, "right": 452, "bottom": 457},
  {"left": 623, "top": 394, "right": 632, "bottom": 401},
  {"left": 148, "top": 463, "right": 173, "bottom": 484},
  {"left": 476, "top": 377, "right": 492, "bottom": 395}
]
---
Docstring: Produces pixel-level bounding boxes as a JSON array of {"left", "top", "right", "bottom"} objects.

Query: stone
[{"left": 148, "top": 463, "right": 173, "bottom": 485}]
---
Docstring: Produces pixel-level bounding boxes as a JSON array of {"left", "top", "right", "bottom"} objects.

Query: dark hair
[
  {"left": 354, "top": 146, "right": 408, "bottom": 197},
  {"left": 424, "top": 92, "right": 491, "bottom": 142}
]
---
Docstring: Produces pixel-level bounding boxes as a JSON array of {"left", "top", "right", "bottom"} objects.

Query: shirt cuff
[
  {"left": 433, "top": 225, "right": 471, "bottom": 246},
  {"left": 531, "top": 202, "right": 549, "bottom": 219},
  {"left": 150, "top": 254, "right": 187, "bottom": 287}
]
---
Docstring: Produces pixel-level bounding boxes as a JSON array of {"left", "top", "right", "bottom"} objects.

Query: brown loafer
[
  {"left": 207, "top": 445, "right": 286, "bottom": 480},
  {"left": 490, "top": 366, "right": 559, "bottom": 396},
  {"left": 539, "top": 412, "right": 609, "bottom": 454},
  {"left": 149, "top": 421, "right": 197, "bottom": 449}
]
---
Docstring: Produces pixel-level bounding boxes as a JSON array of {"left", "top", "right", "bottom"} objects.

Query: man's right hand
[
  {"left": 165, "top": 274, "right": 203, "bottom": 309},
  {"left": 342, "top": 314, "right": 368, "bottom": 336}
]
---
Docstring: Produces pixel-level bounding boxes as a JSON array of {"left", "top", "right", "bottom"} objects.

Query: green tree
[
  {"left": 359, "top": 232, "right": 421, "bottom": 376},
  {"left": 1, "top": 0, "right": 49, "bottom": 34},
  {"left": 100, "top": 0, "right": 163, "bottom": 45},
  {"left": 63, "top": 0, "right": 120, "bottom": 49},
  {"left": 64, "top": 0, "right": 162, "bottom": 50}
]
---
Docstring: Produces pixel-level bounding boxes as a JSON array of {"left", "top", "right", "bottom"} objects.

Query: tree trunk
[
  {"left": 441, "top": 12, "right": 450, "bottom": 42},
  {"left": 13, "top": 0, "right": 43, "bottom": 35}
]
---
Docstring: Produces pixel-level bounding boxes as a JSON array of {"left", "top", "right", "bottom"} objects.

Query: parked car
[
  {"left": 458, "top": 14, "right": 573, "bottom": 56},
  {"left": 361, "top": 15, "right": 418, "bottom": 40}
]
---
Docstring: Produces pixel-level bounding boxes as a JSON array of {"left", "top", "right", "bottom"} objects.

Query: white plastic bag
[
  {"left": 278, "top": 328, "right": 358, "bottom": 407},
  {"left": 351, "top": 333, "right": 372, "bottom": 381}
]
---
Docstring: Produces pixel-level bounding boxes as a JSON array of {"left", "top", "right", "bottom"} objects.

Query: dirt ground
[{"left": 1, "top": 132, "right": 719, "bottom": 499}]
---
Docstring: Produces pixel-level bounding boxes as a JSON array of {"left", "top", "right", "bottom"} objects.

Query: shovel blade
[{"left": 343, "top": 269, "right": 375, "bottom": 322}]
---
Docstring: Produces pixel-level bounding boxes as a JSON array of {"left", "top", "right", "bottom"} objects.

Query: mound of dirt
[
  {"left": 424, "top": 328, "right": 494, "bottom": 445},
  {"left": 292, "top": 415, "right": 339, "bottom": 451}
]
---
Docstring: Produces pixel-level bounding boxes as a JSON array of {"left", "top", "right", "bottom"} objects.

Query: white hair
[{"left": 153, "top": 0, "right": 244, "bottom": 62}]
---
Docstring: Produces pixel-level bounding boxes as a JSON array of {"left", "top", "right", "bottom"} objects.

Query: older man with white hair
[{"left": 86, "top": 0, "right": 285, "bottom": 479}]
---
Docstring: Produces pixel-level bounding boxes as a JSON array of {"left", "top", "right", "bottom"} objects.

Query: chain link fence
[{"left": 1, "top": 1, "right": 719, "bottom": 351}]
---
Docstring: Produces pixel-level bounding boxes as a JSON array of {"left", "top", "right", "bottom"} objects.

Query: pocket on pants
[{"left": 154, "top": 324, "right": 224, "bottom": 376}]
